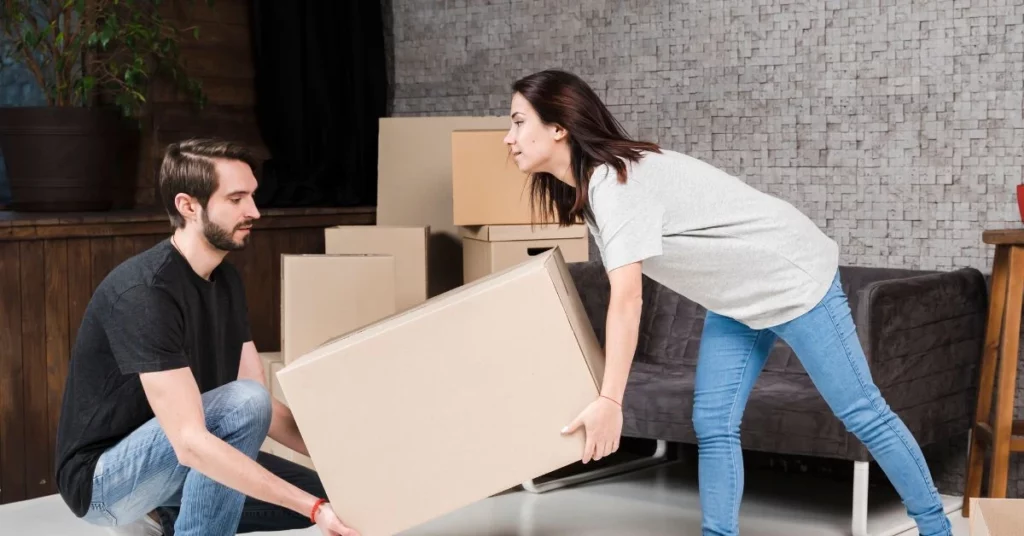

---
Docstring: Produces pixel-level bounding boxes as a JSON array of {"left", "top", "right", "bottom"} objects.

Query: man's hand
[
  {"left": 314, "top": 503, "right": 361, "bottom": 536},
  {"left": 561, "top": 396, "right": 623, "bottom": 463}
]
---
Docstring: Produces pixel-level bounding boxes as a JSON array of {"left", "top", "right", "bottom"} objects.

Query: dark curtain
[{"left": 250, "top": 1, "right": 387, "bottom": 208}]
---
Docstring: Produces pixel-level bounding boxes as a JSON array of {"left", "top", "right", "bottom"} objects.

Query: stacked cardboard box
[{"left": 451, "top": 129, "right": 590, "bottom": 282}]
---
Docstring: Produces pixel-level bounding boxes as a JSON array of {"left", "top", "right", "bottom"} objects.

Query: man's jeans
[
  {"left": 81, "top": 379, "right": 325, "bottom": 535},
  {"left": 693, "top": 271, "right": 953, "bottom": 536}
]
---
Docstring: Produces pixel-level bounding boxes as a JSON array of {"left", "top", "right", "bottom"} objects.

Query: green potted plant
[{"left": 0, "top": 0, "right": 210, "bottom": 212}]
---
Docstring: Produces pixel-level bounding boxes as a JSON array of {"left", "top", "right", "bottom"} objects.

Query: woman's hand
[{"left": 561, "top": 396, "right": 623, "bottom": 463}]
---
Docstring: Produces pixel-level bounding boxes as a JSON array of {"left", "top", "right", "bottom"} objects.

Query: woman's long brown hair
[{"left": 512, "top": 70, "right": 661, "bottom": 226}]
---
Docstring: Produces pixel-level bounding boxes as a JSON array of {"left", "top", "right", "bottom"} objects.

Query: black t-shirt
[{"left": 54, "top": 238, "right": 252, "bottom": 517}]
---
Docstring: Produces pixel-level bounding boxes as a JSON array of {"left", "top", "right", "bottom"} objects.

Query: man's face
[{"left": 200, "top": 159, "right": 260, "bottom": 251}]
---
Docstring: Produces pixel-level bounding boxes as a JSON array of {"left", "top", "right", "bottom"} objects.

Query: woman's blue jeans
[{"left": 693, "top": 271, "right": 952, "bottom": 536}]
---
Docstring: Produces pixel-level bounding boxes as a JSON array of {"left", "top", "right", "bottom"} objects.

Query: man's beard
[{"left": 202, "top": 211, "right": 251, "bottom": 252}]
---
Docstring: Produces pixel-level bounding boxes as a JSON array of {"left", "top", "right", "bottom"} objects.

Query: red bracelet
[
  {"left": 310, "top": 498, "right": 327, "bottom": 523},
  {"left": 600, "top": 394, "right": 622, "bottom": 407}
]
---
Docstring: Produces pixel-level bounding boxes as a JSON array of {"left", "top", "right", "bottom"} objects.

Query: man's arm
[
  {"left": 139, "top": 367, "right": 322, "bottom": 518},
  {"left": 236, "top": 341, "right": 310, "bottom": 456},
  {"left": 105, "top": 285, "right": 325, "bottom": 523}
]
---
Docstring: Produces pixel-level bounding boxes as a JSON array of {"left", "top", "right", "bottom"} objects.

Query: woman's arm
[
  {"left": 600, "top": 261, "right": 644, "bottom": 404},
  {"left": 562, "top": 261, "right": 644, "bottom": 463}
]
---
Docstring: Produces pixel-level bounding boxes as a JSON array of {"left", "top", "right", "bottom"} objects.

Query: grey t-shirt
[{"left": 584, "top": 149, "right": 839, "bottom": 330}]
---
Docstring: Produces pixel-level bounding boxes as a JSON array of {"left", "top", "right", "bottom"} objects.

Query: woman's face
[{"left": 503, "top": 92, "right": 565, "bottom": 175}]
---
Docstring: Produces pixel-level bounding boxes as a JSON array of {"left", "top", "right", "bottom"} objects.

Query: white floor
[{"left": 0, "top": 460, "right": 970, "bottom": 535}]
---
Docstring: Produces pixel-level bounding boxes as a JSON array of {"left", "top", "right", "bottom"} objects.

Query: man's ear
[{"left": 174, "top": 193, "right": 199, "bottom": 224}]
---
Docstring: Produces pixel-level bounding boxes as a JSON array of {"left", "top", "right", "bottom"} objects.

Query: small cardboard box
[
  {"left": 324, "top": 225, "right": 429, "bottom": 312},
  {"left": 280, "top": 254, "right": 397, "bottom": 365},
  {"left": 460, "top": 224, "right": 589, "bottom": 283},
  {"left": 969, "top": 498, "right": 1024, "bottom": 535},
  {"left": 451, "top": 129, "right": 558, "bottom": 226},
  {"left": 277, "top": 249, "right": 605, "bottom": 536}
]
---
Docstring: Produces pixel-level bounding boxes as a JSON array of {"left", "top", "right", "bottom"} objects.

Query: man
[{"left": 53, "top": 139, "right": 361, "bottom": 536}]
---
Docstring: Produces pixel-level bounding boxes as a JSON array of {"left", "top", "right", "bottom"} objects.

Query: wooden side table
[{"left": 963, "top": 229, "right": 1024, "bottom": 516}]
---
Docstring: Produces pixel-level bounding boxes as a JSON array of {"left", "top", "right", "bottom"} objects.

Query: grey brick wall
[
  {"left": 0, "top": 37, "right": 46, "bottom": 206},
  {"left": 391, "top": 0, "right": 1024, "bottom": 498}
]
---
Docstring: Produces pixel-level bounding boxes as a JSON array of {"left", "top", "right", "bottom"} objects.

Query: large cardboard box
[
  {"left": 277, "top": 249, "right": 605, "bottom": 536},
  {"left": 280, "top": 254, "right": 397, "bottom": 365},
  {"left": 460, "top": 224, "right": 590, "bottom": 283},
  {"left": 969, "top": 498, "right": 1024, "bottom": 535},
  {"left": 452, "top": 129, "right": 558, "bottom": 226},
  {"left": 376, "top": 116, "right": 510, "bottom": 297},
  {"left": 323, "top": 225, "right": 429, "bottom": 312}
]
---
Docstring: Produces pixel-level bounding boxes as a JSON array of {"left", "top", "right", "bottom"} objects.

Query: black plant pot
[{"left": 0, "top": 106, "right": 140, "bottom": 212}]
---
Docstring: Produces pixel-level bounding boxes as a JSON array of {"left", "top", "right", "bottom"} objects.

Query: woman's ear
[{"left": 553, "top": 124, "right": 568, "bottom": 141}]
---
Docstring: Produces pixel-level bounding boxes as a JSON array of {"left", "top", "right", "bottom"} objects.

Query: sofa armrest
[{"left": 855, "top": 267, "right": 987, "bottom": 447}]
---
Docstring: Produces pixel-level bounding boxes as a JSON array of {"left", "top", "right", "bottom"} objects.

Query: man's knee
[{"left": 215, "top": 379, "right": 273, "bottom": 438}]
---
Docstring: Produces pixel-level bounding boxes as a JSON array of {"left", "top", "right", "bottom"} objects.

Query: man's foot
[{"left": 105, "top": 511, "right": 163, "bottom": 535}]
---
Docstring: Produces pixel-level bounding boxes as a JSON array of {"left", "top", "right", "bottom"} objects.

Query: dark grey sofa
[
  {"left": 560, "top": 258, "right": 987, "bottom": 534},
  {"left": 567, "top": 260, "right": 987, "bottom": 463}
]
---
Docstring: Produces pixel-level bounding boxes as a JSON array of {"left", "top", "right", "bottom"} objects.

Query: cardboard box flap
[{"left": 459, "top": 223, "right": 588, "bottom": 242}]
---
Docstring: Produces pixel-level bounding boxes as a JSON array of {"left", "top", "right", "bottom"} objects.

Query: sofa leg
[
  {"left": 852, "top": 461, "right": 869, "bottom": 536},
  {"left": 521, "top": 439, "right": 671, "bottom": 493}
]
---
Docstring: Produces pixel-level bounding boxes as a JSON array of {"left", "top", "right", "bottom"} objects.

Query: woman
[{"left": 504, "top": 69, "right": 951, "bottom": 536}]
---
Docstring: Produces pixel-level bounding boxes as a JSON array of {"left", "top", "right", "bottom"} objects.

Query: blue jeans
[
  {"left": 693, "top": 271, "right": 951, "bottom": 536},
  {"left": 81, "top": 379, "right": 324, "bottom": 535}
]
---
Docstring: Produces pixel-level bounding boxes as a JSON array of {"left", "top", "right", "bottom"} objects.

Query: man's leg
[
  {"left": 86, "top": 379, "right": 272, "bottom": 536},
  {"left": 157, "top": 452, "right": 326, "bottom": 534}
]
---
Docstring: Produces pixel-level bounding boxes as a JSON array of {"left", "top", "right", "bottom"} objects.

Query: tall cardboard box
[
  {"left": 323, "top": 225, "right": 429, "bottom": 312},
  {"left": 280, "top": 254, "right": 397, "bottom": 365},
  {"left": 969, "top": 498, "right": 1024, "bottom": 535},
  {"left": 460, "top": 224, "right": 589, "bottom": 283},
  {"left": 452, "top": 129, "right": 559, "bottom": 226},
  {"left": 376, "top": 116, "right": 510, "bottom": 297},
  {"left": 277, "top": 249, "right": 605, "bottom": 536}
]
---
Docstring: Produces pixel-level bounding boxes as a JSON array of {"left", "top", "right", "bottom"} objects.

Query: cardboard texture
[
  {"left": 323, "top": 225, "right": 429, "bottom": 312},
  {"left": 376, "top": 116, "right": 510, "bottom": 298},
  {"left": 461, "top": 225, "right": 590, "bottom": 283},
  {"left": 264, "top": 360, "right": 314, "bottom": 469},
  {"left": 277, "top": 249, "right": 605, "bottom": 536},
  {"left": 258, "top": 352, "right": 283, "bottom": 456},
  {"left": 280, "top": 254, "right": 397, "bottom": 365},
  {"left": 452, "top": 130, "right": 557, "bottom": 226},
  {"left": 969, "top": 498, "right": 1024, "bottom": 536}
]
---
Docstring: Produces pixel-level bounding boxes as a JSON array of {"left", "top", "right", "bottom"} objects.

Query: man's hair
[{"left": 158, "top": 138, "right": 258, "bottom": 229}]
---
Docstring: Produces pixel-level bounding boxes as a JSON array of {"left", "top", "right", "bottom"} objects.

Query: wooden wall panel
[
  {"left": 20, "top": 241, "right": 50, "bottom": 499},
  {"left": 0, "top": 207, "right": 374, "bottom": 504},
  {"left": 0, "top": 241, "right": 25, "bottom": 504},
  {"left": 44, "top": 239, "right": 69, "bottom": 499}
]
